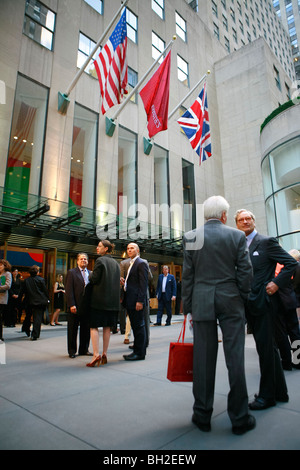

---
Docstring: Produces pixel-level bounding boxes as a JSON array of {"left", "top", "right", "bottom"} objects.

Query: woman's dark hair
[
  {"left": 0, "top": 259, "right": 12, "bottom": 272},
  {"left": 100, "top": 240, "right": 115, "bottom": 253}
]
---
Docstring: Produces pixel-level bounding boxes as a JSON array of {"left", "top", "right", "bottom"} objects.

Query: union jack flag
[
  {"left": 94, "top": 9, "right": 128, "bottom": 114},
  {"left": 177, "top": 83, "right": 211, "bottom": 165}
]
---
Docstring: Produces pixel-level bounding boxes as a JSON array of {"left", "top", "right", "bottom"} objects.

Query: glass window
[
  {"left": 5, "top": 74, "right": 48, "bottom": 206},
  {"left": 274, "top": 65, "right": 281, "bottom": 90},
  {"left": 182, "top": 159, "right": 196, "bottom": 231},
  {"left": 77, "top": 32, "right": 100, "bottom": 78},
  {"left": 69, "top": 104, "right": 98, "bottom": 209},
  {"left": 175, "top": 12, "right": 187, "bottom": 42},
  {"left": 262, "top": 136, "right": 300, "bottom": 249},
  {"left": 212, "top": 1, "right": 218, "bottom": 17},
  {"left": 268, "top": 137, "right": 300, "bottom": 193},
  {"left": 84, "top": 0, "right": 103, "bottom": 14},
  {"left": 23, "top": 0, "right": 56, "bottom": 51},
  {"left": 153, "top": 145, "right": 170, "bottom": 234},
  {"left": 261, "top": 155, "right": 273, "bottom": 199},
  {"left": 177, "top": 55, "right": 189, "bottom": 86},
  {"left": 274, "top": 185, "right": 300, "bottom": 240},
  {"left": 118, "top": 126, "right": 137, "bottom": 218},
  {"left": 126, "top": 9, "right": 138, "bottom": 43},
  {"left": 152, "top": 32, "right": 165, "bottom": 63},
  {"left": 128, "top": 67, "right": 138, "bottom": 103},
  {"left": 152, "top": 0, "right": 164, "bottom": 19}
]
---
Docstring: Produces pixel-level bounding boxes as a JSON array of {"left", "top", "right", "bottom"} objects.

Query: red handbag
[{"left": 167, "top": 316, "right": 193, "bottom": 382}]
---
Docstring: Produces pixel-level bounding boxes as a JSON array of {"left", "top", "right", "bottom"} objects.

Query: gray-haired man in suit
[
  {"left": 182, "top": 195, "right": 255, "bottom": 435},
  {"left": 235, "top": 209, "right": 297, "bottom": 410}
]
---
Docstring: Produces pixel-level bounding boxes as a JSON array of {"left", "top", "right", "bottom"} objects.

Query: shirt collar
[{"left": 246, "top": 229, "right": 257, "bottom": 245}]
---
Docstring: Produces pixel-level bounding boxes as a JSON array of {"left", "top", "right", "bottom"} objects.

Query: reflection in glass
[
  {"left": 5, "top": 74, "right": 48, "bottom": 209},
  {"left": 182, "top": 159, "right": 196, "bottom": 231},
  {"left": 24, "top": 0, "right": 56, "bottom": 50},
  {"left": 118, "top": 127, "right": 137, "bottom": 216},
  {"left": 262, "top": 136, "right": 300, "bottom": 250},
  {"left": 70, "top": 104, "right": 98, "bottom": 209}
]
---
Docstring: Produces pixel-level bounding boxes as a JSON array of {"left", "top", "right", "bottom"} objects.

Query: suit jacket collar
[
  {"left": 205, "top": 219, "right": 222, "bottom": 225},
  {"left": 249, "top": 232, "right": 262, "bottom": 254}
]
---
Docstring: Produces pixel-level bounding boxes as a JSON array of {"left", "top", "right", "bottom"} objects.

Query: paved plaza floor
[{"left": 0, "top": 315, "right": 299, "bottom": 452}]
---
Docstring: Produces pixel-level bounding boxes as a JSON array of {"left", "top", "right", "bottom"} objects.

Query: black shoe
[
  {"left": 249, "top": 396, "right": 276, "bottom": 410},
  {"left": 232, "top": 415, "right": 256, "bottom": 435},
  {"left": 22, "top": 329, "right": 30, "bottom": 337},
  {"left": 192, "top": 416, "right": 211, "bottom": 432},
  {"left": 153, "top": 323, "right": 161, "bottom": 326},
  {"left": 123, "top": 353, "right": 145, "bottom": 361},
  {"left": 292, "top": 363, "right": 300, "bottom": 370},
  {"left": 165, "top": 323, "right": 171, "bottom": 326},
  {"left": 69, "top": 354, "right": 76, "bottom": 358}
]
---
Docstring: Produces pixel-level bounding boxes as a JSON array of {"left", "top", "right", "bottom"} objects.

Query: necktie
[{"left": 81, "top": 269, "right": 88, "bottom": 285}]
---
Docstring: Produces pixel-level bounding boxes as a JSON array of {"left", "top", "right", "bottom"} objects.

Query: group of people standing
[
  {"left": 0, "top": 263, "right": 51, "bottom": 341},
  {"left": 1, "top": 195, "right": 299, "bottom": 439},
  {"left": 182, "top": 195, "right": 299, "bottom": 436},
  {"left": 64, "top": 241, "right": 155, "bottom": 366}
]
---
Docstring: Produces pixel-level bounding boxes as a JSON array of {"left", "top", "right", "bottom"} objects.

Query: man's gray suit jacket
[{"left": 182, "top": 219, "right": 253, "bottom": 321}]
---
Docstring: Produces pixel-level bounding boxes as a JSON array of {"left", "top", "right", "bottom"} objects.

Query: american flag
[
  {"left": 94, "top": 9, "right": 128, "bottom": 115},
  {"left": 177, "top": 83, "right": 211, "bottom": 165}
]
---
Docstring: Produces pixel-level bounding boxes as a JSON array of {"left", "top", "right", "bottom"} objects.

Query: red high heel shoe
[
  {"left": 101, "top": 354, "right": 107, "bottom": 365},
  {"left": 86, "top": 355, "right": 101, "bottom": 367}
]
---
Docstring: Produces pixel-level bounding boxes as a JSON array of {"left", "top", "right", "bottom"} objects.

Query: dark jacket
[
  {"left": 89, "top": 255, "right": 120, "bottom": 311},
  {"left": 156, "top": 273, "right": 177, "bottom": 301},
  {"left": 65, "top": 266, "right": 91, "bottom": 314},
  {"left": 247, "top": 234, "right": 297, "bottom": 315},
  {"left": 21, "top": 275, "right": 49, "bottom": 307}
]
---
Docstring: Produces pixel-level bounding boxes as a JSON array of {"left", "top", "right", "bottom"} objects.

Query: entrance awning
[{"left": 0, "top": 187, "right": 183, "bottom": 256}]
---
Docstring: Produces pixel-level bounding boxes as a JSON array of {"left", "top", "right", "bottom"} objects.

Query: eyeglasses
[{"left": 237, "top": 217, "right": 253, "bottom": 223}]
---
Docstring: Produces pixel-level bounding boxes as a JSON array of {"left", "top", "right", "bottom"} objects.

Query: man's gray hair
[
  {"left": 204, "top": 195, "right": 230, "bottom": 220},
  {"left": 234, "top": 209, "right": 256, "bottom": 223}
]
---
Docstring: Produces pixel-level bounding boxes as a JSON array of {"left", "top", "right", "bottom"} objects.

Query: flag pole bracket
[
  {"left": 143, "top": 137, "right": 153, "bottom": 155},
  {"left": 58, "top": 92, "right": 70, "bottom": 115},
  {"left": 106, "top": 117, "right": 116, "bottom": 136}
]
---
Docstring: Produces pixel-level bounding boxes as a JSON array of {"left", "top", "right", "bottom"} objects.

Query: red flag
[{"left": 139, "top": 51, "right": 171, "bottom": 138}]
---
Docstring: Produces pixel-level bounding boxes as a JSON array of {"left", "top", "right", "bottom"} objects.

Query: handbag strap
[{"left": 177, "top": 316, "right": 187, "bottom": 343}]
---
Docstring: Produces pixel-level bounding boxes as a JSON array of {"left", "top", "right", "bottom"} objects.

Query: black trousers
[
  {"left": 67, "top": 313, "right": 90, "bottom": 355},
  {"left": 274, "top": 306, "right": 300, "bottom": 368},
  {"left": 246, "top": 298, "right": 288, "bottom": 400},
  {"left": 127, "top": 308, "right": 147, "bottom": 358},
  {"left": 31, "top": 306, "right": 44, "bottom": 339}
]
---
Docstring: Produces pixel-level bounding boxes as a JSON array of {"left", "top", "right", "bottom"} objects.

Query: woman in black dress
[
  {"left": 86, "top": 240, "right": 120, "bottom": 367},
  {"left": 51, "top": 274, "right": 65, "bottom": 326}
]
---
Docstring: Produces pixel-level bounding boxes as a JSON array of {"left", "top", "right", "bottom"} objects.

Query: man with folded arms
[{"left": 235, "top": 209, "right": 297, "bottom": 410}]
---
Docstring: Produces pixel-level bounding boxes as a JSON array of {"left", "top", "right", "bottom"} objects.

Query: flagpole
[
  {"left": 110, "top": 36, "right": 177, "bottom": 122},
  {"left": 58, "top": 0, "right": 129, "bottom": 114},
  {"left": 168, "top": 70, "right": 210, "bottom": 120}
]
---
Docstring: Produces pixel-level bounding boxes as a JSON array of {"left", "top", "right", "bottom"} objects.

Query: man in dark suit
[
  {"left": 182, "top": 196, "right": 255, "bottom": 435},
  {"left": 154, "top": 266, "right": 176, "bottom": 326},
  {"left": 121, "top": 243, "right": 148, "bottom": 361},
  {"left": 19, "top": 265, "right": 49, "bottom": 341},
  {"left": 235, "top": 209, "right": 298, "bottom": 410},
  {"left": 65, "top": 252, "right": 91, "bottom": 358}
]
